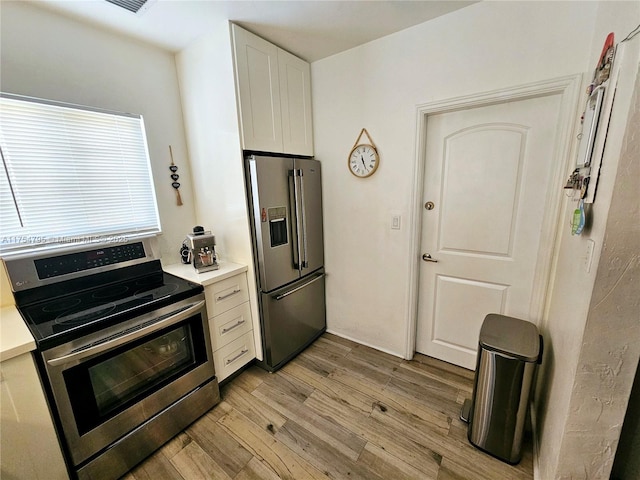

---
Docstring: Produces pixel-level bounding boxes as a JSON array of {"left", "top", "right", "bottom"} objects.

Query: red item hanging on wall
[{"left": 593, "top": 32, "right": 615, "bottom": 87}]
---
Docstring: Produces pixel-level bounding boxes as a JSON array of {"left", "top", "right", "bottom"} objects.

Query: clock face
[{"left": 349, "top": 144, "right": 379, "bottom": 178}]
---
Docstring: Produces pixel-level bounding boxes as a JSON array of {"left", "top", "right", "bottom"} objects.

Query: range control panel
[{"left": 35, "top": 242, "right": 146, "bottom": 279}]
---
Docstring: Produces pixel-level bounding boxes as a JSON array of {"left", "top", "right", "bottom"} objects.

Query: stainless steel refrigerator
[{"left": 245, "top": 154, "right": 326, "bottom": 372}]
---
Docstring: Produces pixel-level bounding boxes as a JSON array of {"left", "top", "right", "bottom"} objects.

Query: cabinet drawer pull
[
  {"left": 216, "top": 289, "right": 241, "bottom": 301},
  {"left": 226, "top": 348, "right": 249, "bottom": 365},
  {"left": 221, "top": 319, "right": 246, "bottom": 334}
]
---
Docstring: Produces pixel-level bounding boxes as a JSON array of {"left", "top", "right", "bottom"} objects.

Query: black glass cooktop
[{"left": 16, "top": 263, "right": 203, "bottom": 350}]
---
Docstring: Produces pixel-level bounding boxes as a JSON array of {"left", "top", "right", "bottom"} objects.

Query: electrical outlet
[
  {"left": 391, "top": 214, "right": 401, "bottom": 230},
  {"left": 584, "top": 239, "right": 595, "bottom": 273}
]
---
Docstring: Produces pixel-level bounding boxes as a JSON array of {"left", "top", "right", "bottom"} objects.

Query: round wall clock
[{"left": 348, "top": 128, "right": 379, "bottom": 178}]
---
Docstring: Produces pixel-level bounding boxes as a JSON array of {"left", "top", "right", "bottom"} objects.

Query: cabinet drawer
[
  {"left": 210, "top": 302, "right": 252, "bottom": 351},
  {"left": 213, "top": 331, "right": 255, "bottom": 381},
  {"left": 205, "top": 273, "right": 250, "bottom": 316}
]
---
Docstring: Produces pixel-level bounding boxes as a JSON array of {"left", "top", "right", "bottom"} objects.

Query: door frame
[{"left": 404, "top": 74, "right": 583, "bottom": 360}]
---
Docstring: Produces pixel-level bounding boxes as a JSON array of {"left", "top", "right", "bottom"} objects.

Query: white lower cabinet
[
  {"left": 213, "top": 331, "right": 256, "bottom": 382},
  {"left": 210, "top": 302, "right": 253, "bottom": 351},
  {"left": 204, "top": 273, "right": 250, "bottom": 318},
  {"left": 207, "top": 272, "right": 255, "bottom": 381},
  {"left": 1, "top": 352, "right": 68, "bottom": 480},
  {"left": 163, "top": 263, "right": 257, "bottom": 382}
]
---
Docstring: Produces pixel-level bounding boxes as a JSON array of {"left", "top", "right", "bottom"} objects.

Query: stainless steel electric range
[{"left": 3, "top": 237, "right": 220, "bottom": 480}]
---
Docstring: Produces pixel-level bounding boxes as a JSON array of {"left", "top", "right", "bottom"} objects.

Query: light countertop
[
  {"left": 1, "top": 305, "right": 36, "bottom": 362},
  {"left": 163, "top": 261, "right": 248, "bottom": 287},
  {"left": 0, "top": 262, "right": 249, "bottom": 362}
]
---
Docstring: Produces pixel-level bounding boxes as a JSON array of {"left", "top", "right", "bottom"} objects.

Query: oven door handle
[{"left": 46, "top": 300, "right": 205, "bottom": 367}]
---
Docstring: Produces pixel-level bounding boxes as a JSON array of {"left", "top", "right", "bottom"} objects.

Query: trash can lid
[{"left": 479, "top": 314, "right": 540, "bottom": 362}]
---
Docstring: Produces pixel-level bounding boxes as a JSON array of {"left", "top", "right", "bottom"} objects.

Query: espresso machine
[{"left": 182, "top": 226, "right": 219, "bottom": 273}]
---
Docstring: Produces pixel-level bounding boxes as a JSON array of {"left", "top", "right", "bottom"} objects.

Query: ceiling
[{"left": 31, "top": 0, "right": 477, "bottom": 62}]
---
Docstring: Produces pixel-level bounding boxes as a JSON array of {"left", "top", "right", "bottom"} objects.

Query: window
[{"left": 0, "top": 93, "right": 161, "bottom": 254}]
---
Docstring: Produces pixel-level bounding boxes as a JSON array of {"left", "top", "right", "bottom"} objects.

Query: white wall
[
  {"left": 175, "top": 23, "right": 262, "bottom": 359},
  {"left": 311, "top": 1, "right": 597, "bottom": 357},
  {"left": 0, "top": 1, "right": 196, "bottom": 261},
  {"left": 535, "top": 1, "right": 640, "bottom": 477}
]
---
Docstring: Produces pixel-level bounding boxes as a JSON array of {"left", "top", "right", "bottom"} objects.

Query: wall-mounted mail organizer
[
  {"left": 565, "top": 33, "right": 625, "bottom": 236},
  {"left": 565, "top": 33, "right": 622, "bottom": 205}
]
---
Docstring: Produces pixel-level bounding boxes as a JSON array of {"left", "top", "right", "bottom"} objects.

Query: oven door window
[{"left": 64, "top": 316, "right": 208, "bottom": 435}]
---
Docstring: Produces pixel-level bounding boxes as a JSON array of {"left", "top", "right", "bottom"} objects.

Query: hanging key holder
[{"left": 169, "top": 145, "right": 183, "bottom": 206}]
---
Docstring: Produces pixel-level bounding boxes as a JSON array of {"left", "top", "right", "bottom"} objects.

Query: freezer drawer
[{"left": 260, "top": 270, "right": 326, "bottom": 370}]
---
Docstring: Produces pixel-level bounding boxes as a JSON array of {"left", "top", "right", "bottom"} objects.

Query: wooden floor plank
[
  {"left": 369, "top": 393, "right": 452, "bottom": 440},
  {"left": 435, "top": 420, "right": 534, "bottom": 480},
  {"left": 282, "top": 360, "right": 376, "bottom": 415},
  {"left": 437, "top": 455, "right": 532, "bottom": 480},
  {"left": 131, "top": 333, "right": 533, "bottom": 480},
  {"left": 370, "top": 395, "right": 533, "bottom": 480},
  {"left": 359, "top": 442, "right": 433, "bottom": 480},
  {"left": 217, "top": 408, "right": 328, "bottom": 480},
  {"left": 234, "top": 457, "right": 282, "bottom": 480},
  {"left": 261, "top": 368, "right": 315, "bottom": 401},
  {"left": 329, "top": 368, "right": 451, "bottom": 431},
  {"left": 454, "top": 419, "right": 535, "bottom": 480},
  {"left": 385, "top": 375, "right": 462, "bottom": 418},
  {"left": 185, "top": 410, "right": 253, "bottom": 478},
  {"left": 302, "top": 346, "right": 392, "bottom": 388},
  {"left": 304, "top": 389, "right": 442, "bottom": 477},
  {"left": 390, "top": 364, "right": 462, "bottom": 402},
  {"left": 347, "top": 343, "right": 404, "bottom": 374},
  {"left": 280, "top": 358, "right": 330, "bottom": 390},
  {"left": 311, "top": 335, "right": 353, "bottom": 356},
  {"left": 321, "top": 332, "right": 361, "bottom": 350},
  {"left": 221, "top": 382, "right": 288, "bottom": 431},
  {"left": 399, "top": 359, "right": 474, "bottom": 394},
  {"left": 436, "top": 458, "right": 474, "bottom": 480},
  {"left": 252, "top": 381, "right": 367, "bottom": 461},
  {"left": 282, "top": 352, "right": 334, "bottom": 378},
  {"left": 160, "top": 431, "right": 192, "bottom": 460},
  {"left": 275, "top": 419, "right": 385, "bottom": 480},
  {"left": 231, "top": 365, "right": 270, "bottom": 393},
  {"left": 411, "top": 353, "right": 475, "bottom": 380},
  {"left": 169, "top": 440, "right": 233, "bottom": 480},
  {"left": 127, "top": 447, "right": 184, "bottom": 480}
]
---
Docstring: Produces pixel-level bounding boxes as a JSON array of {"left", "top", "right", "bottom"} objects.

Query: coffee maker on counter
[{"left": 181, "top": 226, "right": 219, "bottom": 273}]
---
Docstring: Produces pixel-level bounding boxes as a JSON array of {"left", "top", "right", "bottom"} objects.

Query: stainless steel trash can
[{"left": 461, "top": 314, "right": 542, "bottom": 464}]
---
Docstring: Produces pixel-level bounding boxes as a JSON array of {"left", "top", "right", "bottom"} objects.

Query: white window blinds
[{"left": 0, "top": 94, "right": 160, "bottom": 254}]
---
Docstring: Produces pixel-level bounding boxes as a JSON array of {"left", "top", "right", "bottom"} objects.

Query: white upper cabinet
[
  {"left": 232, "top": 24, "right": 313, "bottom": 156},
  {"left": 278, "top": 48, "right": 313, "bottom": 156},
  {"left": 232, "top": 24, "right": 282, "bottom": 153}
]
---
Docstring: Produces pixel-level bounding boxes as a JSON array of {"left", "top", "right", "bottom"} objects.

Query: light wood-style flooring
[{"left": 124, "top": 333, "right": 534, "bottom": 480}]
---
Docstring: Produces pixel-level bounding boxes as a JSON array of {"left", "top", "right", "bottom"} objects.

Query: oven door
[{"left": 41, "top": 295, "right": 216, "bottom": 467}]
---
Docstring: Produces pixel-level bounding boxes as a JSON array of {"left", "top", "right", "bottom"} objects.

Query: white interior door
[{"left": 416, "top": 94, "right": 563, "bottom": 369}]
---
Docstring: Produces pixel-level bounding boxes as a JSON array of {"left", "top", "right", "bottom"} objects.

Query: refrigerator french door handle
[
  {"left": 299, "top": 169, "right": 308, "bottom": 268},
  {"left": 273, "top": 272, "right": 325, "bottom": 301},
  {"left": 290, "top": 169, "right": 303, "bottom": 272}
]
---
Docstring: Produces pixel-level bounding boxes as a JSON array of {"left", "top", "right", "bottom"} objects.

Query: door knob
[{"left": 422, "top": 253, "right": 438, "bottom": 263}]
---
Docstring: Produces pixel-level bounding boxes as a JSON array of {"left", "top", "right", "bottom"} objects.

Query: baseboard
[
  {"left": 530, "top": 400, "right": 541, "bottom": 480},
  {"left": 325, "top": 329, "right": 404, "bottom": 359}
]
